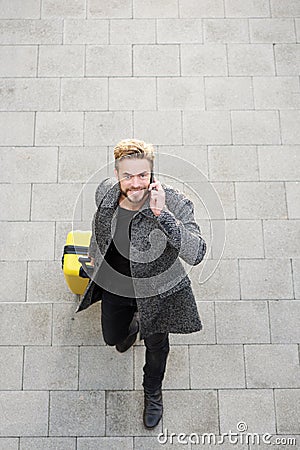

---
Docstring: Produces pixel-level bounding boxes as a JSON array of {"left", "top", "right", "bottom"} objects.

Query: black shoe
[
  {"left": 115, "top": 318, "right": 139, "bottom": 353},
  {"left": 143, "top": 388, "right": 163, "bottom": 429}
]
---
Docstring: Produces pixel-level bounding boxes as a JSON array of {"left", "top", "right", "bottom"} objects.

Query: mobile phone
[
  {"left": 149, "top": 170, "right": 158, "bottom": 191},
  {"left": 150, "top": 171, "right": 154, "bottom": 184}
]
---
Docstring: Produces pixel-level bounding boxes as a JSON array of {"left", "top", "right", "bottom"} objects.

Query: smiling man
[{"left": 76, "top": 138, "right": 207, "bottom": 429}]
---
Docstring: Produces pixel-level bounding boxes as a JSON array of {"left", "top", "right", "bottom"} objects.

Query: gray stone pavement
[{"left": 0, "top": 0, "right": 300, "bottom": 448}]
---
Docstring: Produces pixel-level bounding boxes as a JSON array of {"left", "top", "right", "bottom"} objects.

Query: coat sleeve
[
  {"left": 88, "top": 214, "right": 97, "bottom": 258},
  {"left": 88, "top": 178, "right": 110, "bottom": 258},
  {"left": 154, "top": 191, "right": 207, "bottom": 266}
]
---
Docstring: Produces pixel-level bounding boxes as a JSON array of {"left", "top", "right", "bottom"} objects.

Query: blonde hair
[{"left": 114, "top": 138, "right": 155, "bottom": 171}]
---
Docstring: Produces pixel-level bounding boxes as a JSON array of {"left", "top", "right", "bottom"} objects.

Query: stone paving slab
[
  {"left": 0, "top": 261, "right": 27, "bottom": 302},
  {"left": 189, "top": 344, "right": 245, "bottom": 388},
  {"left": 0, "top": 439, "right": 19, "bottom": 450},
  {"left": 244, "top": 344, "right": 300, "bottom": 388},
  {"left": 0, "top": 347, "right": 23, "bottom": 390},
  {"left": 0, "top": 303, "right": 52, "bottom": 346},
  {"left": 77, "top": 437, "right": 133, "bottom": 450},
  {"left": 219, "top": 389, "right": 276, "bottom": 434},
  {"left": 163, "top": 390, "right": 219, "bottom": 434},
  {"left": 49, "top": 391, "right": 105, "bottom": 436},
  {"left": 23, "top": 346, "right": 78, "bottom": 390},
  {"left": 274, "top": 389, "right": 300, "bottom": 434},
  {"left": 215, "top": 301, "right": 270, "bottom": 343},
  {"left": 239, "top": 259, "right": 294, "bottom": 300},
  {"left": 0, "top": 391, "right": 49, "bottom": 436},
  {"left": 0, "top": 0, "right": 299, "bottom": 447},
  {"left": 269, "top": 301, "right": 300, "bottom": 343},
  {"left": 79, "top": 346, "right": 134, "bottom": 390},
  {"left": 20, "top": 437, "right": 76, "bottom": 450}
]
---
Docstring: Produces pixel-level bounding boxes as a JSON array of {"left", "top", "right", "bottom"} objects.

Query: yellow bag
[{"left": 61, "top": 230, "right": 93, "bottom": 295}]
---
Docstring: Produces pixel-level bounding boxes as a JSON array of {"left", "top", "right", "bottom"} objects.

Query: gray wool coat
[{"left": 76, "top": 177, "right": 207, "bottom": 339}]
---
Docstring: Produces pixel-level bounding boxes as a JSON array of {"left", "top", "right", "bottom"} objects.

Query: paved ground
[{"left": 0, "top": 1, "right": 299, "bottom": 449}]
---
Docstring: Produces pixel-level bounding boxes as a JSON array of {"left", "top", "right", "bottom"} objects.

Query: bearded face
[{"left": 115, "top": 157, "right": 152, "bottom": 207}]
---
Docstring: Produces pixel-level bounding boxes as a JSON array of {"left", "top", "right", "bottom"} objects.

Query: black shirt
[{"left": 99, "top": 206, "right": 137, "bottom": 297}]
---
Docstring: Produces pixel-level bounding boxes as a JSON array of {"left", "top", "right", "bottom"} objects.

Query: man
[{"left": 76, "top": 139, "right": 206, "bottom": 429}]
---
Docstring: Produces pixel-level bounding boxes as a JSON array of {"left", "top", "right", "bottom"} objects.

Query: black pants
[{"left": 101, "top": 289, "right": 170, "bottom": 392}]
